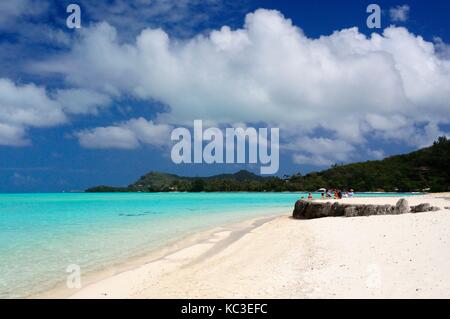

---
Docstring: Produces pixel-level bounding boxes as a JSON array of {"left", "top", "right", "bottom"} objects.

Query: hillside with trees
[{"left": 86, "top": 137, "right": 450, "bottom": 193}]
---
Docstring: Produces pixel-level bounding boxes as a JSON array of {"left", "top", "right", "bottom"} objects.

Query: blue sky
[{"left": 0, "top": 0, "right": 449, "bottom": 192}]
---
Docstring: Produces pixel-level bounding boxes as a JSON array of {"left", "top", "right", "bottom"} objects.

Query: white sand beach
[{"left": 66, "top": 194, "right": 450, "bottom": 299}]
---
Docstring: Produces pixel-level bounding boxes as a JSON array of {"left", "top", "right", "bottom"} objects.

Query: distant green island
[{"left": 86, "top": 137, "right": 450, "bottom": 193}]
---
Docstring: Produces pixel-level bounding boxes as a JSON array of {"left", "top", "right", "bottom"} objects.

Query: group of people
[
  {"left": 302, "top": 189, "right": 355, "bottom": 201},
  {"left": 323, "top": 189, "right": 354, "bottom": 199}
]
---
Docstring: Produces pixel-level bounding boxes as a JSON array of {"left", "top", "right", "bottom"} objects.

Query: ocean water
[{"left": 0, "top": 192, "right": 419, "bottom": 298}]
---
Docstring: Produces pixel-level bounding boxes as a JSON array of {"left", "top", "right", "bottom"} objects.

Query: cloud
[
  {"left": 410, "top": 122, "right": 449, "bottom": 148},
  {"left": 0, "top": 0, "right": 74, "bottom": 80},
  {"left": 290, "top": 137, "right": 356, "bottom": 166},
  {"left": 0, "top": 79, "right": 117, "bottom": 146},
  {"left": 367, "top": 149, "right": 385, "bottom": 160},
  {"left": 0, "top": 124, "right": 29, "bottom": 146},
  {"left": 0, "top": 78, "right": 67, "bottom": 146},
  {"left": 11, "top": 172, "right": 39, "bottom": 186},
  {"left": 76, "top": 117, "right": 172, "bottom": 149},
  {"left": 434, "top": 37, "right": 450, "bottom": 59},
  {"left": 0, "top": 0, "right": 47, "bottom": 27},
  {"left": 55, "top": 88, "right": 111, "bottom": 115},
  {"left": 76, "top": 0, "right": 246, "bottom": 39},
  {"left": 29, "top": 9, "right": 450, "bottom": 165},
  {"left": 389, "top": 5, "right": 410, "bottom": 22},
  {"left": 77, "top": 126, "right": 140, "bottom": 149}
]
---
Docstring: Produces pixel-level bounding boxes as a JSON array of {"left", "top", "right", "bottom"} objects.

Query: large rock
[
  {"left": 411, "top": 203, "right": 430, "bottom": 213},
  {"left": 293, "top": 201, "right": 339, "bottom": 219},
  {"left": 395, "top": 199, "right": 409, "bottom": 215},
  {"left": 344, "top": 206, "right": 358, "bottom": 217},
  {"left": 411, "top": 203, "right": 440, "bottom": 213},
  {"left": 292, "top": 198, "right": 438, "bottom": 220}
]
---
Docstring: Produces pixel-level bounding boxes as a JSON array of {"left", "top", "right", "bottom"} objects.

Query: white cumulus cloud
[
  {"left": 0, "top": 78, "right": 67, "bottom": 146},
  {"left": 289, "top": 137, "right": 356, "bottom": 166},
  {"left": 0, "top": 123, "right": 29, "bottom": 146},
  {"left": 76, "top": 117, "right": 172, "bottom": 149},
  {"left": 31, "top": 9, "right": 450, "bottom": 164},
  {"left": 55, "top": 88, "right": 112, "bottom": 115}
]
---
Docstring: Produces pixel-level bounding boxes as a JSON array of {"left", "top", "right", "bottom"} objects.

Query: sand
[{"left": 66, "top": 194, "right": 450, "bottom": 299}]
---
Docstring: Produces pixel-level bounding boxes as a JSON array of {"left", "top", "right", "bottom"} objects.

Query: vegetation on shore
[{"left": 86, "top": 137, "right": 450, "bottom": 193}]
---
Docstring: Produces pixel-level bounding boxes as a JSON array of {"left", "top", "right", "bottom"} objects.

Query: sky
[{"left": 0, "top": 0, "right": 449, "bottom": 192}]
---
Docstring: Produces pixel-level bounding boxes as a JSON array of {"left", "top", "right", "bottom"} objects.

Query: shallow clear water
[{"left": 0, "top": 192, "right": 419, "bottom": 298}]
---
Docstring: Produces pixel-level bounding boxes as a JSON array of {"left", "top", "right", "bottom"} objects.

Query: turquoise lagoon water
[{"left": 0, "top": 192, "right": 420, "bottom": 298}]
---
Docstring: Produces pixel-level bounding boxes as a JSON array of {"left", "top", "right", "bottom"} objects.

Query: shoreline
[
  {"left": 34, "top": 193, "right": 450, "bottom": 299},
  {"left": 34, "top": 209, "right": 286, "bottom": 299}
]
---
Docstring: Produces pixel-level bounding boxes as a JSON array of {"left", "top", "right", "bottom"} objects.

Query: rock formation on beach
[
  {"left": 293, "top": 199, "right": 441, "bottom": 219},
  {"left": 410, "top": 203, "right": 440, "bottom": 213}
]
